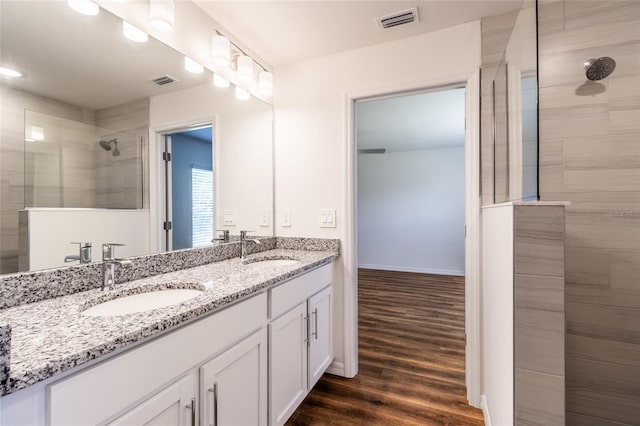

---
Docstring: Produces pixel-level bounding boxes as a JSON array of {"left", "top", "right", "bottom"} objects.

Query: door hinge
[
  {"left": 163, "top": 221, "right": 172, "bottom": 231},
  {"left": 163, "top": 151, "right": 171, "bottom": 162}
]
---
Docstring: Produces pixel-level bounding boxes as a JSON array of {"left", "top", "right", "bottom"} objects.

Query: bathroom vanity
[{"left": 0, "top": 239, "right": 338, "bottom": 426}]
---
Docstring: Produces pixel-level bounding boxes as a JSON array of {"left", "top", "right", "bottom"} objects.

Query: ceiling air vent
[
  {"left": 376, "top": 7, "right": 419, "bottom": 31},
  {"left": 151, "top": 75, "right": 178, "bottom": 86}
]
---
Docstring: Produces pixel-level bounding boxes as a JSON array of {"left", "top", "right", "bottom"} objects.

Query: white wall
[
  {"left": 149, "top": 83, "right": 273, "bottom": 250},
  {"left": 358, "top": 147, "right": 465, "bottom": 275},
  {"left": 23, "top": 208, "right": 150, "bottom": 271},
  {"left": 274, "top": 21, "right": 481, "bottom": 373},
  {"left": 481, "top": 203, "right": 514, "bottom": 426}
]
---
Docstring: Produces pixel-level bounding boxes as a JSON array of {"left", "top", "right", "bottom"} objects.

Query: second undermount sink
[
  {"left": 82, "top": 289, "right": 203, "bottom": 317},
  {"left": 243, "top": 257, "right": 300, "bottom": 268}
]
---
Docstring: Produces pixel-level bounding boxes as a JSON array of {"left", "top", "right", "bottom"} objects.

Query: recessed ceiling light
[
  {"left": 184, "top": 57, "right": 204, "bottom": 74},
  {"left": 67, "top": 0, "right": 99, "bottom": 16},
  {"left": 0, "top": 66, "right": 22, "bottom": 78},
  {"left": 122, "top": 21, "right": 148, "bottom": 43}
]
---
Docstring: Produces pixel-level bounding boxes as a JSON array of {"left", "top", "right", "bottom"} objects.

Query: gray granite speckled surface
[
  {"left": 0, "top": 249, "right": 337, "bottom": 396},
  {"left": 0, "top": 324, "right": 10, "bottom": 393}
]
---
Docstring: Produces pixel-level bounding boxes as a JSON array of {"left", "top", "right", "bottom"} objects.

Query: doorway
[{"left": 162, "top": 125, "right": 214, "bottom": 251}]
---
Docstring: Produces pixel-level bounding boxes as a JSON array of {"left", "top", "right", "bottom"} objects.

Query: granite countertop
[{"left": 0, "top": 249, "right": 338, "bottom": 396}]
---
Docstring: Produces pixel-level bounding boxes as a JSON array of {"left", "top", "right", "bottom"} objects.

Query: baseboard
[
  {"left": 481, "top": 394, "right": 492, "bottom": 426},
  {"left": 358, "top": 263, "right": 465, "bottom": 276},
  {"left": 325, "top": 361, "right": 346, "bottom": 377}
]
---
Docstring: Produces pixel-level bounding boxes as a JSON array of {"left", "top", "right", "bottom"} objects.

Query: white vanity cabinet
[
  {"left": 269, "top": 265, "right": 333, "bottom": 426},
  {"left": 109, "top": 373, "right": 197, "bottom": 426},
  {"left": 199, "top": 329, "right": 268, "bottom": 426}
]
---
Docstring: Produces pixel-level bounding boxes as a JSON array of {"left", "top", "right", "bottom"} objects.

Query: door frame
[
  {"left": 343, "top": 69, "right": 481, "bottom": 407},
  {"left": 149, "top": 116, "right": 218, "bottom": 253}
]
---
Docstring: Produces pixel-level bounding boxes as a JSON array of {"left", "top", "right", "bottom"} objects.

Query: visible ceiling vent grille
[
  {"left": 376, "top": 7, "right": 419, "bottom": 31},
  {"left": 151, "top": 75, "right": 177, "bottom": 86}
]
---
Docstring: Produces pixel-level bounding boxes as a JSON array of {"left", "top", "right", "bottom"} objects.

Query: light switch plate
[
  {"left": 320, "top": 208, "right": 336, "bottom": 228},
  {"left": 260, "top": 209, "right": 270, "bottom": 227},
  {"left": 282, "top": 209, "right": 291, "bottom": 227},
  {"left": 223, "top": 209, "right": 236, "bottom": 226}
]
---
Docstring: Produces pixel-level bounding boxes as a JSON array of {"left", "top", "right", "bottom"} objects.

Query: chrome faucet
[
  {"left": 212, "top": 229, "right": 230, "bottom": 243},
  {"left": 64, "top": 242, "right": 92, "bottom": 264},
  {"left": 101, "top": 243, "right": 133, "bottom": 291},
  {"left": 240, "top": 231, "right": 261, "bottom": 259}
]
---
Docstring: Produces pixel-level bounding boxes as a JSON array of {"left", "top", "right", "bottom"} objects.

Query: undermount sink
[
  {"left": 243, "top": 258, "right": 300, "bottom": 268},
  {"left": 82, "top": 289, "right": 203, "bottom": 317}
]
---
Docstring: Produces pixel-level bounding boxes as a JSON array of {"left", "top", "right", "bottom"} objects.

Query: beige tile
[
  {"left": 516, "top": 273, "right": 565, "bottom": 311},
  {"left": 566, "top": 411, "right": 631, "bottom": 426},
  {"left": 609, "top": 75, "right": 640, "bottom": 109},
  {"left": 515, "top": 369, "right": 565, "bottom": 426},
  {"left": 567, "top": 334, "right": 640, "bottom": 368},
  {"left": 539, "top": 105, "right": 610, "bottom": 140},
  {"left": 610, "top": 109, "right": 640, "bottom": 133},
  {"left": 515, "top": 206, "right": 565, "bottom": 276},
  {"left": 563, "top": 137, "right": 640, "bottom": 171},
  {"left": 563, "top": 168, "right": 640, "bottom": 193},
  {"left": 566, "top": 357, "right": 640, "bottom": 425},
  {"left": 566, "top": 302, "right": 640, "bottom": 344},
  {"left": 537, "top": 0, "right": 564, "bottom": 35},
  {"left": 565, "top": 247, "right": 610, "bottom": 287},
  {"left": 516, "top": 305, "right": 565, "bottom": 375},
  {"left": 539, "top": 81, "right": 609, "bottom": 109},
  {"left": 563, "top": 1, "right": 640, "bottom": 31},
  {"left": 539, "top": 20, "right": 640, "bottom": 56}
]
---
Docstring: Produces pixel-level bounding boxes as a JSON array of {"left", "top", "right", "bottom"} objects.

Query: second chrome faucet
[
  {"left": 102, "top": 243, "right": 133, "bottom": 291},
  {"left": 240, "top": 231, "right": 261, "bottom": 259}
]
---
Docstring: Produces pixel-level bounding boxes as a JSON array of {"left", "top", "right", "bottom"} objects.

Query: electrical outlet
[
  {"left": 320, "top": 208, "right": 336, "bottom": 228},
  {"left": 260, "top": 209, "right": 270, "bottom": 227},
  {"left": 282, "top": 209, "right": 291, "bottom": 227}
]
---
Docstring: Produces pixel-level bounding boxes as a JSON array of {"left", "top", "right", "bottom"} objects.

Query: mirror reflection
[
  {"left": 0, "top": 1, "right": 273, "bottom": 274},
  {"left": 492, "top": 0, "right": 538, "bottom": 203}
]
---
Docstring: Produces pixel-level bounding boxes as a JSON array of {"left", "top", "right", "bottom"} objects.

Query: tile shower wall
[
  {"left": 538, "top": 1, "right": 640, "bottom": 424},
  {"left": 0, "top": 86, "right": 95, "bottom": 274}
]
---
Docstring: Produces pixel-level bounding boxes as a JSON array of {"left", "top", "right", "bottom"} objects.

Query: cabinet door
[
  {"left": 308, "top": 286, "right": 333, "bottom": 388},
  {"left": 109, "top": 373, "right": 196, "bottom": 426},
  {"left": 200, "top": 329, "right": 267, "bottom": 426},
  {"left": 269, "top": 302, "right": 308, "bottom": 426}
]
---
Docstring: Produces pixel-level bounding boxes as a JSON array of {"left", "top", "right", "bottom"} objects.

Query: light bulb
[
  {"left": 184, "top": 57, "right": 204, "bottom": 74},
  {"left": 149, "top": 0, "right": 175, "bottom": 33},
  {"left": 122, "top": 21, "right": 148, "bottom": 43},
  {"left": 258, "top": 71, "right": 273, "bottom": 95},
  {"left": 213, "top": 74, "right": 230, "bottom": 88},
  {"left": 211, "top": 36, "right": 230, "bottom": 67},
  {"left": 67, "top": 0, "right": 99, "bottom": 16},
  {"left": 236, "top": 55, "right": 254, "bottom": 83}
]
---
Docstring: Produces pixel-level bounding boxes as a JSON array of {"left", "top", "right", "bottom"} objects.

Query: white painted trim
[
  {"left": 465, "top": 69, "right": 482, "bottom": 408},
  {"left": 481, "top": 394, "right": 493, "bottom": 426},
  {"left": 149, "top": 116, "right": 218, "bottom": 253},
  {"left": 325, "top": 361, "right": 345, "bottom": 377},
  {"left": 344, "top": 70, "right": 482, "bottom": 403},
  {"left": 358, "top": 264, "right": 465, "bottom": 277}
]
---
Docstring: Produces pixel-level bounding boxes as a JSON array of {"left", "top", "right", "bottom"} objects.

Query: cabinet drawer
[
  {"left": 270, "top": 264, "right": 333, "bottom": 319},
  {"left": 47, "top": 292, "right": 267, "bottom": 426}
]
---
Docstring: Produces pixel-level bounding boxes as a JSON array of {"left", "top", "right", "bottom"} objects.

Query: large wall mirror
[
  {"left": 492, "top": 0, "right": 538, "bottom": 203},
  {"left": 0, "top": 1, "right": 273, "bottom": 274}
]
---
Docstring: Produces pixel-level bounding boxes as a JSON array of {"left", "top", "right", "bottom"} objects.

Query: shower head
[
  {"left": 584, "top": 57, "right": 616, "bottom": 81},
  {"left": 112, "top": 140, "right": 120, "bottom": 157},
  {"left": 98, "top": 139, "right": 112, "bottom": 151}
]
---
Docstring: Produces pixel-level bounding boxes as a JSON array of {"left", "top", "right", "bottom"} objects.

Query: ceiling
[
  {"left": 356, "top": 87, "right": 465, "bottom": 152},
  {"left": 194, "top": 0, "right": 523, "bottom": 67},
  {"left": 0, "top": 1, "right": 210, "bottom": 110}
]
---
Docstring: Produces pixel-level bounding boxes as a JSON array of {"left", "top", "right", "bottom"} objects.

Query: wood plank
[{"left": 286, "top": 269, "right": 483, "bottom": 426}]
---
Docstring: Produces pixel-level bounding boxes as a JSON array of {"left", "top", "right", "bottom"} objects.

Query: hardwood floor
[{"left": 286, "top": 269, "right": 484, "bottom": 426}]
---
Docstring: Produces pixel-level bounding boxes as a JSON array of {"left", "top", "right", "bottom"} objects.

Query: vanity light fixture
[
  {"left": 122, "top": 21, "right": 148, "bottom": 43},
  {"left": 213, "top": 74, "right": 230, "bottom": 88},
  {"left": 258, "top": 71, "right": 273, "bottom": 95},
  {"left": 67, "top": 0, "right": 99, "bottom": 16},
  {"left": 149, "top": 0, "right": 175, "bottom": 33},
  {"left": 235, "top": 86, "right": 250, "bottom": 101},
  {"left": 211, "top": 35, "right": 230, "bottom": 67},
  {"left": 236, "top": 55, "right": 254, "bottom": 83},
  {"left": 184, "top": 57, "right": 204, "bottom": 74},
  {"left": 0, "top": 66, "right": 22, "bottom": 78}
]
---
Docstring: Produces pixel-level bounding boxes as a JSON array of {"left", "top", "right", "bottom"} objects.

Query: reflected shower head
[
  {"left": 584, "top": 57, "right": 616, "bottom": 81},
  {"left": 98, "top": 139, "right": 112, "bottom": 151}
]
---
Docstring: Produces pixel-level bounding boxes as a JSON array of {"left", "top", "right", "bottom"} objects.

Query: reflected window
[{"left": 191, "top": 167, "right": 213, "bottom": 247}]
